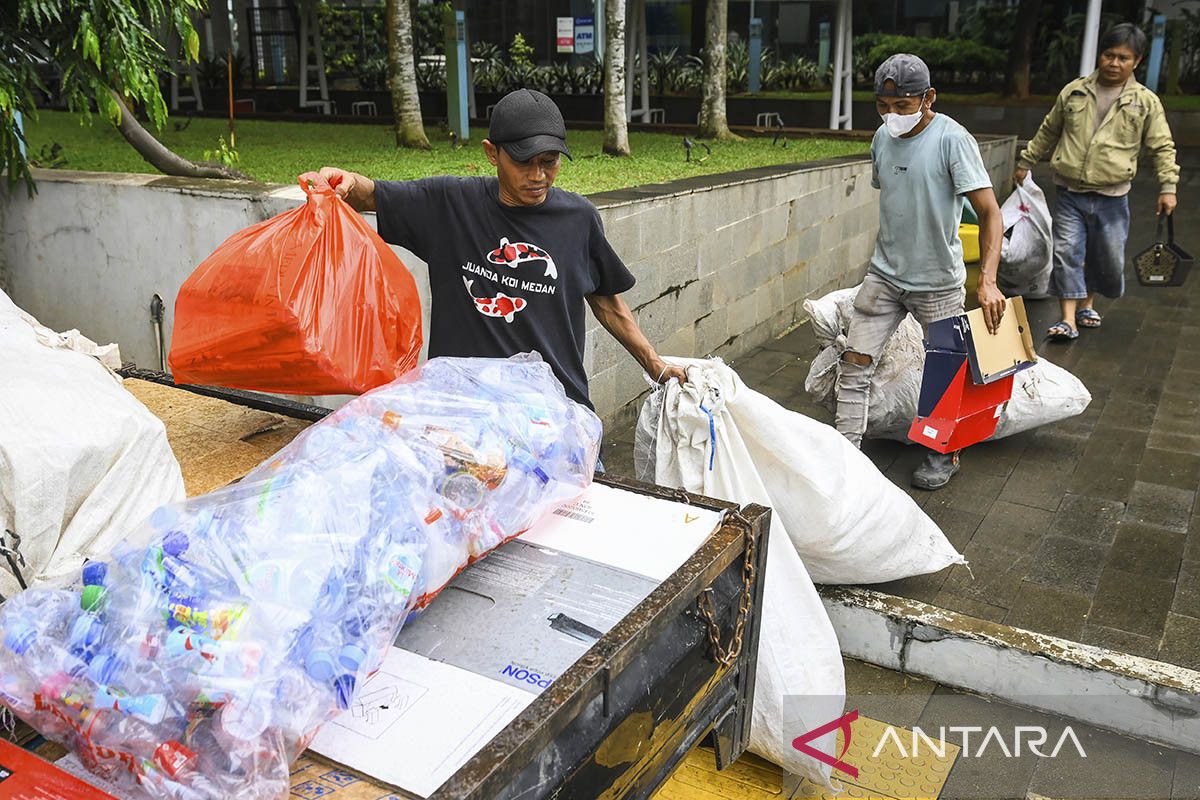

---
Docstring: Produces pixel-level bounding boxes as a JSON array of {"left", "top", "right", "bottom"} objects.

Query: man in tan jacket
[{"left": 1014, "top": 23, "right": 1179, "bottom": 340}]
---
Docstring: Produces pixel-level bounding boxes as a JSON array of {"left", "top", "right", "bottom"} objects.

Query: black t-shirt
[{"left": 374, "top": 177, "right": 635, "bottom": 409}]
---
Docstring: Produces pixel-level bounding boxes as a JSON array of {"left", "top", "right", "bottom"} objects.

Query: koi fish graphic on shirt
[
  {"left": 487, "top": 237, "right": 558, "bottom": 280},
  {"left": 463, "top": 278, "right": 527, "bottom": 323}
]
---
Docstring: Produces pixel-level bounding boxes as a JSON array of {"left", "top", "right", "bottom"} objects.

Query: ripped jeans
[{"left": 835, "top": 272, "right": 966, "bottom": 448}]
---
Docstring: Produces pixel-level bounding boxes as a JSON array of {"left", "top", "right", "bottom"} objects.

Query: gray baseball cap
[{"left": 874, "top": 54, "right": 931, "bottom": 97}]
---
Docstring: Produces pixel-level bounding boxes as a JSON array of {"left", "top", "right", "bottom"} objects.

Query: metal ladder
[{"left": 297, "top": 0, "right": 331, "bottom": 115}]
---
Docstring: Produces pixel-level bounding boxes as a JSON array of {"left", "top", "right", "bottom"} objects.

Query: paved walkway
[
  {"left": 650, "top": 658, "right": 1200, "bottom": 799},
  {"left": 606, "top": 149, "right": 1199, "bottom": 671}
]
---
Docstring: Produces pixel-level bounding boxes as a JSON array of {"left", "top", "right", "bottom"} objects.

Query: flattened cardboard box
[
  {"left": 910, "top": 297, "right": 1036, "bottom": 453},
  {"left": 290, "top": 753, "right": 401, "bottom": 800},
  {"left": 923, "top": 297, "right": 1037, "bottom": 386}
]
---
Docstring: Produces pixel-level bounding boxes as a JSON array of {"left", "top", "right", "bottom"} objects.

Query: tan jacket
[{"left": 1018, "top": 73, "right": 1179, "bottom": 194}]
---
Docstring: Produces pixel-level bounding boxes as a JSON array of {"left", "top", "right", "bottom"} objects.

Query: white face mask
[{"left": 880, "top": 93, "right": 928, "bottom": 138}]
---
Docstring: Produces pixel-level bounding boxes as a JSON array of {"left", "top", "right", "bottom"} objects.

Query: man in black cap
[
  {"left": 318, "top": 88, "right": 686, "bottom": 416},
  {"left": 835, "top": 54, "right": 1005, "bottom": 490}
]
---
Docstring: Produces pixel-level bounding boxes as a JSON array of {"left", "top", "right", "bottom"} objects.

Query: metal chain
[
  {"left": 1, "top": 529, "right": 28, "bottom": 591},
  {"left": 696, "top": 512, "right": 758, "bottom": 668}
]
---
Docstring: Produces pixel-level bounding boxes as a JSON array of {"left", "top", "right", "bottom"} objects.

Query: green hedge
[{"left": 857, "top": 34, "right": 1006, "bottom": 87}]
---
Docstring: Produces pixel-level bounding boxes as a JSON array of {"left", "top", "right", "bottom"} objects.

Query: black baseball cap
[
  {"left": 488, "top": 89, "right": 573, "bottom": 162},
  {"left": 874, "top": 54, "right": 931, "bottom": 97}
]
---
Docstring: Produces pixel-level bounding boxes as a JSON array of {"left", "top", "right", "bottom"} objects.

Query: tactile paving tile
[
  {"left": 654, "top": 715, "right": 958, "bottom": 800},
  {"left": 790, "top": 715, "right": 959, "bottom": 800}
]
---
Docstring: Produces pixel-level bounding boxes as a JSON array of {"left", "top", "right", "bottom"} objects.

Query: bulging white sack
[
  {"left": 635, "top": 358, "right": 963, "bottom": 782},
  {"left": 0, "top": 289, "right": 184, "bottom": 598}
]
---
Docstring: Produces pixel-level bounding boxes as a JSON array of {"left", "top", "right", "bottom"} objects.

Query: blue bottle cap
[
  {"left": 4, "top": 624, "right": 36, "bottom": 655},
  {"left": 338, "top": 644, "right": 366, "bottom": 673},
  {"left": 81, "top": 561, "right": 107, "bottom": 587},
  {"left": 304, "top": 649, "right": 336, "bottom": 683},
  {"left": 334, "top": 674, "right": 356, "bottom": 711}
]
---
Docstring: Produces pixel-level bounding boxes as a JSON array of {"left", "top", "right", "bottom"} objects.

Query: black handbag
[{"left": 1135, "top": 213, "right": 1193, "bottom": 287}]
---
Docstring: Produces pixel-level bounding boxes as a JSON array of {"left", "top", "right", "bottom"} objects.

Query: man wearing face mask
[{"left": 836, "top": 54, "right": 1005, "bottom": 490}]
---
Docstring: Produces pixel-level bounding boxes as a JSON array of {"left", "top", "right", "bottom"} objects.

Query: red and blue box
[{"left": 908, "top": 297, "right": 1037, "bottom": 453}]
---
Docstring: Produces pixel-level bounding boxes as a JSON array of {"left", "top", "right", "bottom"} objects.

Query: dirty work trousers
[{"left": 835, "top": 272, "right": 966, "bottom": 447}]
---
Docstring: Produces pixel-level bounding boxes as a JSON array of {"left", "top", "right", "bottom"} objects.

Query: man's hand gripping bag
[{"left": 169, "top": 173, "right": 422, "bottom": 395}]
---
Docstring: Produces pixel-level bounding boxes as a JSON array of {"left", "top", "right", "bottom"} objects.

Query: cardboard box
[
  {"left": 909, "top": 359, "right": 1014, "bottom": 452},
  {"left": 924, "top": 296, "right": 1037, "bottom": 386},
  {"left": 288, "top": 754, "right": 398, "bottom": 799},
  {"left": 910, "top": 297, "right": 1036, "bottom": 453},
  {"left": 0, "top": 739, "right": 117, "bottom": 800}
]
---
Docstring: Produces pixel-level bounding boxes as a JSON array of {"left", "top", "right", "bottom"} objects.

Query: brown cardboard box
[{"left": 289, "top": 753, "right": 407, "bottom": 800}]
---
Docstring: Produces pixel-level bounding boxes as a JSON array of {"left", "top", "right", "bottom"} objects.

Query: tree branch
[{"left": 109, "top": 90, "right": 252, "bottom": 180}]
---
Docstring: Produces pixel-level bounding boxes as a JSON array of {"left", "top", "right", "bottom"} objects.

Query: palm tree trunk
[
  {"left": 109, "top": 91, "right": 250, "bottom": 180},
  {"left": 387, "top": 0, "right": 430, "bottom": 150},
  {"left": 602, "top": 0, "right": 630, "bottom": 156},
  {"left": 1005, "top": 0, "right": 1042, "bottom": 99},
  {"left": 699, "top": 0, "right": 735, "bottom": 140}
]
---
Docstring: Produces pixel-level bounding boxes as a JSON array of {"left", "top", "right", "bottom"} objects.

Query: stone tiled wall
[
  {"left": 0, "top": 136, "right": 1015, "bottom": 426},
  {"left": 587, "top": 136, "right": 1016, "bottom": 427}
]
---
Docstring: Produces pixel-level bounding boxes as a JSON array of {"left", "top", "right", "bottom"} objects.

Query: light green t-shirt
[{"left": 869, "top": 113, "right": 993, "bottom": 292}]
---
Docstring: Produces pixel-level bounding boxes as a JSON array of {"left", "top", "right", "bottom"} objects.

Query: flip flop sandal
[
  {"left": 1047, "top": 322, "right": 1079, "bottom": 341},
  {"left": 1076, "top": 308, "right": 1102, "bottom": 328}
]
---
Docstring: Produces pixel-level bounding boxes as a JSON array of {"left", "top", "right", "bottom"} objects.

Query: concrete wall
[{"left": 0, "top": 136, "right": 1015, "bottom": 427}]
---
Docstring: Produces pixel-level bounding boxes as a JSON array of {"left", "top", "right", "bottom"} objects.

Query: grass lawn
[{"left": 24, "top": 111, "right": 870, "bottom": 194}]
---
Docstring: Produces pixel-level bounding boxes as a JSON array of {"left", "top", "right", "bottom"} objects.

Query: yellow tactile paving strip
[{"left": 653, "top": 716, "right": 959, "bottom": 800}]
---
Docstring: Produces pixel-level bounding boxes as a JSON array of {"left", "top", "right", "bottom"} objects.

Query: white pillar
[
  {"left": 625, "top": 0, "right": 634, "bottom": 117},
  {"left": 638, "top": 0, "right": 648, "bottom": 118},
  {"left": 594, "top": 0, "right": 604, "bottom": 63},
  {"left": 829, "top": 0, "right": 852, "bottom": 130},
  {"left": 1079, "top": 0, "right": 1103, "bottom": 78},
  {"left": 840, "top": 0, "right": 852, "bottom": 129}
]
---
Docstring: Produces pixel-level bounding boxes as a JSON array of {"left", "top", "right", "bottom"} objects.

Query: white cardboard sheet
[{"left": 310, "top": 482, "right": 723, "bottom": 796}]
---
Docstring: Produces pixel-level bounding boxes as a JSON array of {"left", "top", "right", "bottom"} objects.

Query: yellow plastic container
[{"left": 960, "top": 223, "right": 981, "bottom": 264}]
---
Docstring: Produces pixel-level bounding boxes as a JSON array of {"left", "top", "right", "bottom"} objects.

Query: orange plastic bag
[{"left": 169, "top": 173, "right": 422, "bottom": 395}]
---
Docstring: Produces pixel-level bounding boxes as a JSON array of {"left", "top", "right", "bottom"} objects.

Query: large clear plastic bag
[
  {"left": 168, "top": 173, "right": 423, "bottom": 395},
  {"left": 0, "top": 354, "right": 600, "bottom": 799}
]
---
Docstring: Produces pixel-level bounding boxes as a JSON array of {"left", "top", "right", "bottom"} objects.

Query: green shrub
[
  {"left": 762, "top": 55, "right": 826, "bottom": 91},
  {"left": 357, "top": 56, "right": 388, "bottom": 91},
  {"left": 508, "top": 33, "right": 534, "bottom": 70},
  {"left": 860, "top": 34, "right": 1006, "bottom": 86}
]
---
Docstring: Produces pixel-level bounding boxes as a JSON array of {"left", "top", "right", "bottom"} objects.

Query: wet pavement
[
  {"left": 605, "top": 148, "right": 1199, "bottom": 671},
  {"left": 653, "top": 658, "right": 1200, "bottom": 799}
]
